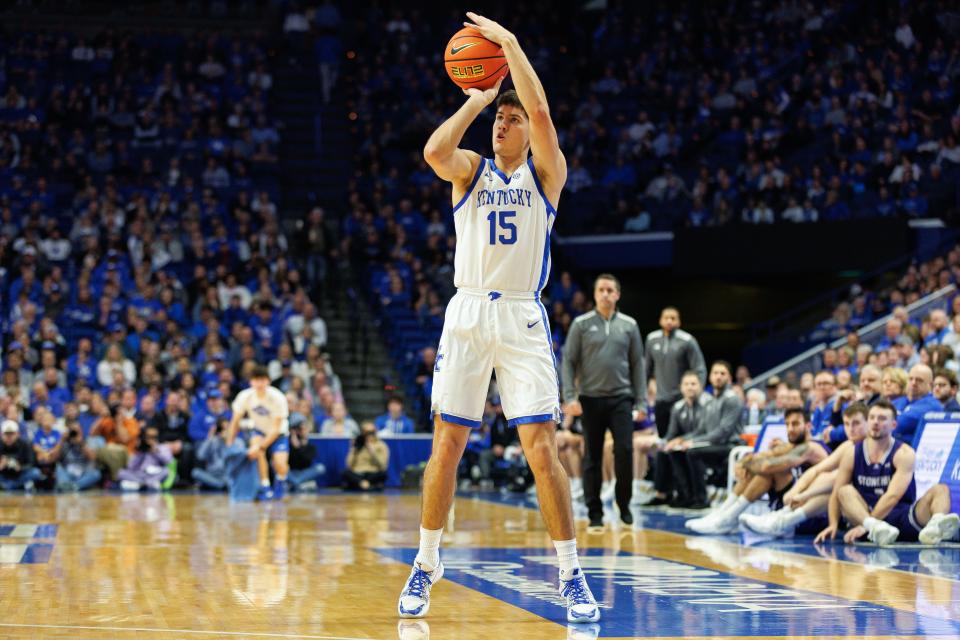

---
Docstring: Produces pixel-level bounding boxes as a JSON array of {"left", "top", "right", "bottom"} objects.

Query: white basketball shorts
[{"left": 431, "top": 287, "right": 561, "bottom": 428}]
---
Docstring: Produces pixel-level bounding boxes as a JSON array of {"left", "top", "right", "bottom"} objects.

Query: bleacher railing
[{"left": 746, "top": 284, "right": 957, "bottom": 390}]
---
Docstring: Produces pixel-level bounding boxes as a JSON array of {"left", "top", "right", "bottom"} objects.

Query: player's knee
[
  {"left": 525, "top": 442, "right": 556, "bottom": 476},
  {"left": 837, "top": 484, "right": 858, "bottom": 503}
]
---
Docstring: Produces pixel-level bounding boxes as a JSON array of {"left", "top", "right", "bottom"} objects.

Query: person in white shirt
[{"left": 227, "top": 365, "right": 291, "bottom": 500}]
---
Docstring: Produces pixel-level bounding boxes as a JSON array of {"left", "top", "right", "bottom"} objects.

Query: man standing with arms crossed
[
  {"left": 562, "top": 274, "right": 645, "bottom": 533},
  {"left": 645, "top": 307, "right": 706, "bottom": 439},
  {"left": 397, "top": 12, "right": 600, "bottom": 624}
]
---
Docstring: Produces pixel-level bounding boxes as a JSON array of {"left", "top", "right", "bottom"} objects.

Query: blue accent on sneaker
[
  {"left": 561, "top": 569, "right": 600, "bottom": 623},
  {"left": 272, "top": 479, "right": 287, "bottom": 500},
  {"left": 256, "top": 486, "right": 274, "bottom": 501}
]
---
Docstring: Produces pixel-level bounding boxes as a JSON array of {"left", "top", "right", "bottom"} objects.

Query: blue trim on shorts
[
  {"left": 452, "top": 159, "right": 486, "bottom": 214},
  {"left": 251, "top": 430, "right": 289, "bottom": 455},
  {"left": 507, "top": 414, "right": 555, "bottom": 427},
  {"left": 439, "top": 412, "right": 482, "bottom": 428},
  {"left": 537, "top": 299, "right": 563, "bottom": 421}
]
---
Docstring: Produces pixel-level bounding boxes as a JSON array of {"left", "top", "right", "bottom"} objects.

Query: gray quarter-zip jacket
[
  {"left": 664, "top": 392, "right": 714, "bottom": 440},
  {"left": 644, "top": 329, "right": 707, "bottom": 402},
  {"left": 561, "top": 310, "right": 646, "bottom": 407},
  {"left": 688, "top": 387, "right": 744, "bottom": 445}
]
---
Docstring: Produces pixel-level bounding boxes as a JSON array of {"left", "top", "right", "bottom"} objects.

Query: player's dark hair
[
  {"left": 495, "top": 89, "right": 526, "bottom": 117},
  {"left": 870, "top": 398, "right": 898, "bottom": 420},
  {"left": 784, "top": 407, "right": 808, "bottom": 423},
  {"left": 843, "top": 402, "right": 868, "bottom": 420},
  {"left": 250, "top": 364, "right": 269, "bottom": 380}
]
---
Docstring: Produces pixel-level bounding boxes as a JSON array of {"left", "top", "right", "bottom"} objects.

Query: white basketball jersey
[
  {"left": 452, "top": 157, "right": 556, "bottom": 293},
  {"left": 231, "top": 386, "right": 290, "bottom": 435}
]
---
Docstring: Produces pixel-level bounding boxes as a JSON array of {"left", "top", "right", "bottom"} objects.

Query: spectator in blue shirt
[
  {"left": 374, "top": 396, "right": 415, "bottom": 436},
  {"left": 876, "top": 318, "right": 903, "bottom": 353},
  {"left": 810, "top": 371, "right": 838, "bottom": 436},
  {"left": 188, "top": 389, "right": 232, "bottom": 443},
  {"left": 893, "top": 364, "right": 941, "bottom": 442},
  {"left": 932, "top": 369, "right": 960, "bottom": 413}
]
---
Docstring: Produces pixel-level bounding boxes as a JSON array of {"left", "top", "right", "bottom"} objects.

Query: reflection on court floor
[{"left": 0, "top": 490, "right": 957, "bottom": 640}]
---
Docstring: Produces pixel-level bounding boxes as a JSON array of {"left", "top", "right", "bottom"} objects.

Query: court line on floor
[
  {"left": 466, "top": 491, "right": 960, "bottom": 584},
  {"left": 0, "top": 623, "right": 371, "bottom": 639}
]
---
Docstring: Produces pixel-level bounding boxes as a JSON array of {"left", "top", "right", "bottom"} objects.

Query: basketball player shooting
[{"left": 397, "top": 12, "right": 600, "bottom": 624}]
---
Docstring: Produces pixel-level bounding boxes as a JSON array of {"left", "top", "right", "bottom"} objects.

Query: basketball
[{"left": 444, "top": 27, "right": 509, "bottom": 90}]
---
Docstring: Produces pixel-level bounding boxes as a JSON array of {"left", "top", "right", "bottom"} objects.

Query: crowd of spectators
[{"left": 0, "top": 23, "right": 362, "bottom": 493}]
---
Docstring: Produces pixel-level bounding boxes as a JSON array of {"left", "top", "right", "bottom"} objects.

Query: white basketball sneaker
[
  {"left": 559, "top": 568, "right": 600, "bottom": 623},
  {"left": 739, "top": 511, "right": 795, "bottom": 537},
  {"left": 398, "top": 562, "right": 444, "bottom": 618},
  {"left": 867, "top": 520, "right": 900, "bottom": 546},
  {"left": 918, "top": 513, "right": 960, "bottom": 545}
]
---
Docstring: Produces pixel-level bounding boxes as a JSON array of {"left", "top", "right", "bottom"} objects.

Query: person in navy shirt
[
  {"left": 893, "top": 364, "right": 942, "bottom": 443},
  {"left": 932, "top": 369, "right": 960, "bottom": 412},
  {"left": 374, "top": 396, "right": 415, "bottom": 436},
  {"left": 816, "top": 400, "right": 960, "bottom": 545}
]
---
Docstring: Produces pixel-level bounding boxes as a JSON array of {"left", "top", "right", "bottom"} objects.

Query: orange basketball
[{"left": 444, "top": 27, "right": 509, "bottom": 91}]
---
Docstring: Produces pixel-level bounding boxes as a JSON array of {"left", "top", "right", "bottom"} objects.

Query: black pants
[
  {"left": 580, "top": 395, "right": 634, "bottom": 521},
  {"left": 653, "top": 400, "right": 675, "bottom": 438},
  {"left": 666, "top": 445, "right": 733, "bottom": 503},
  {"left": 342, "top": 469, "right": 386, "bottom": 491}
]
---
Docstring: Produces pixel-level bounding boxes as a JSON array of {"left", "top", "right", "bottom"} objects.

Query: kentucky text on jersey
[{"left": 476, "top": 187, "right": 533, "bottom": 208}]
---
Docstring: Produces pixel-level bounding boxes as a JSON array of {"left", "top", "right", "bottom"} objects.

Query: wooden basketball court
[{"left": 1, "top": 490, "right": 959, "bottom": 639}]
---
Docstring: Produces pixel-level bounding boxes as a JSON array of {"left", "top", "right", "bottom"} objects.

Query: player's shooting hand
[
  {"left": 463, "top": 77, "right": 504, "bottom": 105},
  {"left": 464, "top": 12, "right": 514, "bottom": 46}
]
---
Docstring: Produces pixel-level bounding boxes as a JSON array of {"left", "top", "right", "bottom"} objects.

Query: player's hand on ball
[
  {"left": 464, "top": 12, "right": 513, "bottom": 46},
  {"left": 463, "top": 77, "right": 503, "bottom": 104}
]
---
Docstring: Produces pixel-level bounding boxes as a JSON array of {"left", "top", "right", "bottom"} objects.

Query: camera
[
  {"left": 67, "top": 428, "right": 81, "bottom": 442},
  {"left": 353, "top": 433, "right": 368, "bottom": 449}
]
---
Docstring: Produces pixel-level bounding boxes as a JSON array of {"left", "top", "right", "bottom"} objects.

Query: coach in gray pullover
[
  {"left": 561, "top": 274, "right": 645, "bottom": 529},
  {"left": 645, "top": 307, "right": 707, "bottom": 438}
]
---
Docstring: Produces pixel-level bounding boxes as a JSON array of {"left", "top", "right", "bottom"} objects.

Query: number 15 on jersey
[{"left": 487, "top": 210, "right": 516, "bottom": 245}]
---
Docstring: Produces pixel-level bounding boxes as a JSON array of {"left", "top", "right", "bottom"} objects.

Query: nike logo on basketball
[
  {"left": 527, "top": 320, "right": 540, "bottom": 329},
  {"left": 450, "top": 43, "right": 478, "bottom": 55}
]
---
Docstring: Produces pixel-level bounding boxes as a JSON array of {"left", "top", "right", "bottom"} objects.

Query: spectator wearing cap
[
  {"left": 0, "top": 419, "right": 41, "bottom": 491},
  {"left": 287, "top": 414, "right": 325, "bottom": 491},
  {"left": 192, "top": 416, "right": 232, "bottom": 491},
  {"left": 188, "top": 389, "right": 231, "bottom": 443},
  {"left": 374, "top": 396, "right": 415, "bottom": 437},
  {"left": 894, "top": 364, "right": 941, "bottom": 442},
  {"left": 933, "top": 369, "right": 960, "bottom": 412}
]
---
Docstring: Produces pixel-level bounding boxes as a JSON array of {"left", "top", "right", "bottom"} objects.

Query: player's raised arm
[
  {"left": 423, "top": 78, "right": 502, "bottom": 186},
  {"left": 465, "top": 12, "right": 566, "bottom": 187}
]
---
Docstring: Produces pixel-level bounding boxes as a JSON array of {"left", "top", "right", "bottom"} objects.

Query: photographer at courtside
[{"left": 343, "top": 420, "right": 390, "bottom": 491}]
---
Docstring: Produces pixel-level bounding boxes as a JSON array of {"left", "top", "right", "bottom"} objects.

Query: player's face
[
  {"left": 843, "top": 412, "right": 867, "bottom": 442},
  {"left": 785, "top": 414, "right": 809, "bottom": 444},
  {"left": 250, "top": 376, "right": 268, "bottom": 392},
  {"left": 866, "top": 407, "right": 895, "bottom": 440},
  {"left": 492, "top": 106, "right": 529, "bottom": 156}
]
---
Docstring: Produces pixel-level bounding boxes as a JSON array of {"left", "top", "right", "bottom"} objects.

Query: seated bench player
[
  {"left": 740, "top": 402, "right": 869, "bottom": 537},
  {"left": 686, "top": 407, "right": 830, "bottom": 534},
  {"left": 814, "top": 399, "right": 960, "bottom": 546}
]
